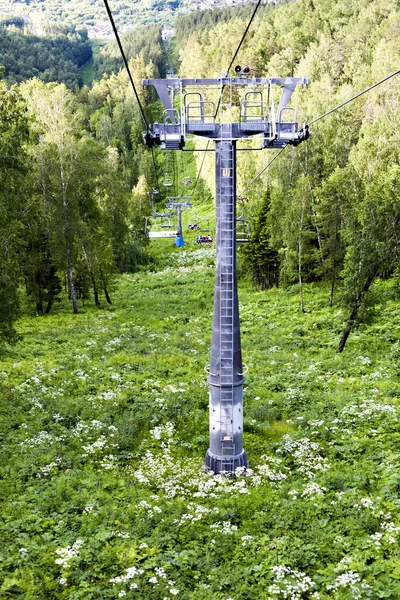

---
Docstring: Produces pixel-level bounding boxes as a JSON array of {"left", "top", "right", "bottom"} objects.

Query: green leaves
[{"left": 0, "top": 83, "right": 29, "bottom": 344}]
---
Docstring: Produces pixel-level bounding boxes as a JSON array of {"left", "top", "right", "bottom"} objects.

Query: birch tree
[{"left": 22, "top": 80, "right": 106, "bottom": 314}]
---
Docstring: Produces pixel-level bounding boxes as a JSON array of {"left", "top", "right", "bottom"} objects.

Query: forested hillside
[
  {"left": 175, "top": 0, "right": 400, "bottom": 349},
  {"left": 0, "top": 0, "right": 180, "bottom": 27},
  {"left": 93, "top": 24, "right": 165, "bottom": 79},
  {"left": 1, "top": 0, "right": 400, "bottom": 597},
  {"left": 0, "top": 0, "right": 253, "bottom": 28},
  {"left": 0, "top": 27, "right": 91, "bottom": 86}
]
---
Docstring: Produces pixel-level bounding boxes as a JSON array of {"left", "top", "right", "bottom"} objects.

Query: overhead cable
[
  {"left": 150, "top": 147, "right": 161, "bottom": 194},
  {"left": 193, "top": 141, "right": 211, "bottom": 193},
  {"left": 102, "top": 0, "right": 148, "bottom": 128},
  {"left": 226, "top": 0, "right": 263, "bottom": 76},
  {"left": 238, "top": 68, "right": 400, "bottom": 195},
  {"left": 238, "top": 146, "right": 287, "bottom": 197},
  {"left": 216, "top": 0, "right": 263, "bottom": 115},
  {"left": 102, "top": 0, "right": 162, "bottom": 193},
  {"left": 309, "top": 68, "right": 400, "bottom": 126}
]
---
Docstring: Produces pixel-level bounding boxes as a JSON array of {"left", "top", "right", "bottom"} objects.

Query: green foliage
[
  {"left": 176, "top": 0, "right": 400, "bottom": 335},
  {"left": 0, "top": 81, "right": 28, "bottom": 344},
  {"left": 2, "top": 251, "right": 400, "bottom": 597},
  {"left": 0, "top": 0, "right": 214, "bottom": 30},
  {"left": 0, "top": 28, "right": 91, "bottom": 87},
  {"left": 241, "top": 189, "right": 279, "bottom": 289},
  {"left": 2, "top": 3, "right": 400, "bottom": 593},
  {"left": 95, "top": 25, "right": 163, "bottom": 79}
]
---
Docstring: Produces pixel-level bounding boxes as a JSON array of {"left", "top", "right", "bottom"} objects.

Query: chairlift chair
[
  {"left": 236, "top": 197, "right": 251, "bottom": 243},
  {"left": 188, "top": 209, "right": 210, "bottom": 233},
  {"left": 188, "top": 209, "right": 200, "bottom": 231},
  {"left": 160, "top": 215, "right": 175, "bottom": 228},
  {"left": 145, "top": 212, "right": 178, "bottom": 239},
  {"left": 188, "top": 220, "right": 200, "bottom": 231},
  {"left": 277, "top": 107, "right": 299, "bottom": 143},
  {"left": 199, "top": 217, "right": 211, "bottom": 233},
  {"left": 196, "top": 235, "right": 213, "bottom": 244},
  {"left": 163, "top": 175, "right": 173, "bottom": 187}
]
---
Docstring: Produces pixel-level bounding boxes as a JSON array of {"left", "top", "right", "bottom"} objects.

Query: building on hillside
[
  {"left": 161, "top": 27, "right": 174, "bottom": 40},
  {"left": 86, "top": 23, "right": 115, "bottom": 39}
]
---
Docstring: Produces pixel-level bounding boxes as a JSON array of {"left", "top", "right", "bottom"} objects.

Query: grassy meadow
[{"left": 2, "top": 240, "right": 400, "bottom": 598}]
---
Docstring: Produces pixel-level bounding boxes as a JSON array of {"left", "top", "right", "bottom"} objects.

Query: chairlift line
[
  {"left": 238, "top": 68, "right": 400, "bottom": 196},
  {"left": 107, "top": 0, "right": 306, "bottom": 475},
  {"left": 143, "top": 73, "right": 309, "bottom": 474},
  {"left": 226, "top": 0, "right": 264, "bottom": 76},
  {"left": 102, "top": 0, "right": 148, "bottom": 128},
  {"left": 193, "top": 140, "right": 211, "bottom": 193},
  {"left": 238, "top": 146, "right": 287, "bottom": 197},
  {"left": 150, "top": 146, "right": 161, "bottom": 195},
  {"left": 215, "top": 0, "right": 264, "bottom": 115},
  {"left": 236, "top": 196, "right": 251, "bottom": 243},
  {"left": 102, "top": 0, "right": 161, "bottom": 193},
  {"left": 106, "top": 0, "right": 399, "bottom": 477},
  {"left": 309, "top": 68, "right": 400, "bottom": 126}
]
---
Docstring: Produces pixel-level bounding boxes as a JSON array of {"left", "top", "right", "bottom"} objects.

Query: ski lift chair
[
  {"left": 145, "top": 213, "right": 178, "bottom": 239},
  {"left": 196, "top": 235, "right": 213, "bottom": 244},
  {"left": 277, "top": 107, "right": 299, "bottom": 143},
  {"left": 184, "top": 93, "right": 216, "bottom": 134},
  {"left": 239, "top": 91, "right": 268, "bottom": 133},
  {"left": 236, "top": 197, "right": 251, "bottom": 243},
  {"left": 188, "top": 220, "right": 200, "bottom": 231},
  {"left": 160, "top": 215, "right": 175, "bottom": 228},
  {"left": 199, "top": 217, "right": 211, "bottom": 233},
  {"left": 163, "top": 175, "right": 173, "bottom": 187},
  {"left": 188, "top": 209, "right": 200, "bottom": 231}
]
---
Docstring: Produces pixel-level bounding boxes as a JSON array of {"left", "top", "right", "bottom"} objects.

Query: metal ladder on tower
[{"left": 219, "top": 134, "right": 235, "bottom": 471}]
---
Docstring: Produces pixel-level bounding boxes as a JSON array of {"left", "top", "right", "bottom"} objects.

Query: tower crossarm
[
  {"left": 143, "top": 76, "right": 307, "bottom": 88},
  {"left": 142, "top": 76, "right": 309, "bottom": 149}
]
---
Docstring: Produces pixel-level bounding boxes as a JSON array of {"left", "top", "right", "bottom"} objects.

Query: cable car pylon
[
  {"left": 145, "top": 189, "right": 178, "bottom": 240},
  {"left": 143, "top": 71, "right": 309, "bottom": 474},
  {"left": 166, "top": 196, "right": 192, "bottom": 247}
]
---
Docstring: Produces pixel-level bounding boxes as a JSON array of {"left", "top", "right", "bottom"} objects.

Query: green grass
[
  {"left": 79, "top": 56, "right": 95, "bottom": 87},
  {"left": 2, "top": 246, "right": 400, "bottom": 598},
  {"left": 79, "top": 40, "right": 107, "bottom": 87}
]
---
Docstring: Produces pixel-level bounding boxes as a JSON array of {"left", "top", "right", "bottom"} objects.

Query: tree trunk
[
  {"left": 337, "top": 316, "right": 355, "bottom": 354},
  {"left": 329, "top": 262, "right": 336, "bottom": 308},
  {"left": 104, "top": 287, "right": 112, "bottom": 304},
  {"left": 299, "top": 267, "right": 305, "bottom": 313},
  {"left": 60, "top": 160, "right": 78, "bottom": 314},
  {"left": 329, "top": 232, "right": 338, "bottom": 307},
  {"left": 66, "top": 243, "right": 78, "bottom": 314},
  {"left": 93, "top": 278, "right": 100, "bottom": 307},
  {"left": 82, "top": 245, "right": 100, "bottom": 307},
  {"left": 307, "top": 178, "right": 324, "bottom": 263},
  {"left": 337, "top": 263, "right": 379, "bottom": 353},
  {"left": 36, "top": 302, "right": 43, "bottom": 315},
  {"left": 45, "top": 298, "right": 53, "bottom": 314},
  {"left": 298, "top": 199, "right": 305, "bottom": 313},
  {"left": 118, "top": 259, "right": 125, "bottom": 274}
]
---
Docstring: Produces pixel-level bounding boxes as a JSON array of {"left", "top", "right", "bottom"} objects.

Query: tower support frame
[{"left": 143, "top": 75, "right": 308, "bottom": 473}]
